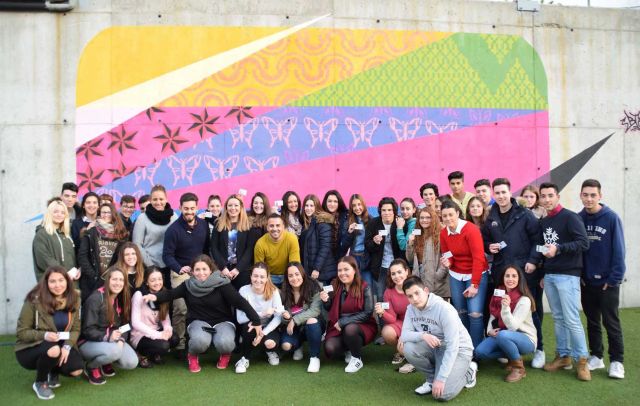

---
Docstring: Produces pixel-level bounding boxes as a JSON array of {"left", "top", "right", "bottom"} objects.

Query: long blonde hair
[
  {"left": 251, "top": 263, "right": 277, "bottom": 301},
  {"left": 43, "top": 199, "right": 71, "bottom": 237},
  {"left": 216, "top": 194, "right": 251, "bottom": 232}
]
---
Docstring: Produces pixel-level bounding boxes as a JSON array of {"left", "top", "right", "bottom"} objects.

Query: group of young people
[{"left": 19, "top": 171, "right": 626, "bottom": 401}]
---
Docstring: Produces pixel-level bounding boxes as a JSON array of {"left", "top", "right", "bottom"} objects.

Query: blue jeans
[
  {"left": 280, "top": 321, "right": 323, "bottom": 357},
  {"left": 449, "top": 272, "right": 489, "bottom": 348},
  {"left": 544, "top": 274, "right": 589, "bottom": 359},
  {"left": 271, "top": 275, "right": 284, "bottom": 288},
  {"left": 475, "top": 330, "right": 535, "bottom": 360}
]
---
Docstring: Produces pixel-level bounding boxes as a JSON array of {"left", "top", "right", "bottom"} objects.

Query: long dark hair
[
  {"left": 141, "top": 266, "right": 169, "bottom": 321},
  {"left": 25, "top": 266, "right": 79, "bottom": 314},
  {"left": 80, "top": 192, "right": 99, "bottom": 216},
  {"left": 281, "top": 262, "right": 321, "bottom": 308},
  {"left": 115, "top": 242, "right": 145, "bottom": 289},
  {"left": 322, "top": 190, "right": 346, "bottom": 254},
  {"left": 502, "top": 265, "right": 536, "bottom": 312},
  {"left": 333, "top": 256, "right": 364, "bottom": 299},
  {"left": 99, "top": 202, "right": 129, "bottom": 240},
  {"left": 249, "top": 192, "right": 272, "bottom": 230},
  {"left": 102, "top": 267, "right": 131, "bottom": 326},
  {"left": 465, "top": 196, "right": 488, "bottom": 227},
  {"left": 281, "top": 191, "right": 302, "bottom": 229},
  {"left": 385, "top": 258, "right": 410, "bottom": 289}
]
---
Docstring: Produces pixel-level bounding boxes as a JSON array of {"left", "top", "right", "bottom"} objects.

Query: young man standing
[
  {"left": 60, "top": 182, "right": 81, "bottom": 220},
  {"left": 401, "top": 276, "right": 477, "bottom": 401},
  {"left": 538, "top": 182, "right": 591, "bottom": 381},
  {"left": 254, "top": 214, "right": 300, "bottom": 286},
  {"left": 119, "top": 195, "right": 136, "bottom": 235},
  {"left": 474, "top": 179, "right": 494, "bottom": 206},
  {"left": 448, "top": 171, "right": 475, "bottom": 215},
  {"left": 162, "top": 193, "right": 210, "bottom": 357},
  {"left": 419, "top": 183, "right": 439, "bottom": 210},
  {"left": 481, "top": 178, "right": 545, "bottom": 367},
  {"left": 578, "top": 179, "right": 626, "bottom": 379}
]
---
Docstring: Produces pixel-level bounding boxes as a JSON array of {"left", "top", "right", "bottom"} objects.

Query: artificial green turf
[{"left": 1, "top": 308, "right": 638, "bottom": 405}]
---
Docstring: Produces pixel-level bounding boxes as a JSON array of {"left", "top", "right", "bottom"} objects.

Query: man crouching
[{"left": 400, "top": 276, "right": 477, "bottom": 401}]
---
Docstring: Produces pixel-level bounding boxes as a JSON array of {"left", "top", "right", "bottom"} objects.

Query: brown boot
[
  {"left": 505, "top": 360, "right": 513, "bottom": 372},
  {"left": 576, "top": 357, "right": 592, "bottom": 381},
  {"left": 505, "top": 359, "right": 526, "bottom": 382},
  {"left": 543, "top": 353, "right": 572, "bottom": 372}
]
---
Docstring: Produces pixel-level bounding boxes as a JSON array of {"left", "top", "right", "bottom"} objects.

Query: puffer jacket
[{"left": 302, "top": 213, "right": 337, "bottom": 282}]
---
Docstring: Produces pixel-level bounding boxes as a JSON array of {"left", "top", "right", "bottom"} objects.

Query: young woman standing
[
  {"left": 300, "top": 194, "right": 337, "bottom": 284},
  {"left": 71, "top": 192, "right": 99, "bottom": 250},
  {"left": 281, "top": 191, "right": 303, "bottom": 238},
  {"left": 322, "top": 190, "right": 349, "bottom": 260},
  {"left": 32, "top": 199, "right": 77, "bottom": 282},
  {"left": 396, "top": 197, "right": 418, "bottom": 252},
  {"left": 248, "top": 192, "right": 272, "bottom": 238}
]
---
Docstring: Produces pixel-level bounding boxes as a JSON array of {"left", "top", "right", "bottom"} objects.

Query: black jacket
[
  {"left": 77, "top": 227, "right": 123, "bottom": 302},
  {"left": 482, "top": 198, "right": 542, "bottom": 282},
  {"left": 80, "top": 289, "right": 129, "bottom": 343},
  {"left": 540, "top": 207, "right": 589, "bottom": 277},
  {"left": 334, "top": 210, "right": 350, "bottom": 260},
  {"left": 210, "top": 226, "right": 259, "bottom": 287},
  {"left": 301, "top": 213, "right": 337, "bottom": 283},
  {"left": 365, "top": 216, "right": 402, "bottom": 278}
]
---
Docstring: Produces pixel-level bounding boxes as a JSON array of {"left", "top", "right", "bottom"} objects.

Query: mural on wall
[{"left": 75, "top": 21, "right": 549, "bottom": 207}]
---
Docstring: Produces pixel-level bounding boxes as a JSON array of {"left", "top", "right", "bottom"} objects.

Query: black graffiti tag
[{"left": 620, "top": 110, "right": 640, "bottom": 133}]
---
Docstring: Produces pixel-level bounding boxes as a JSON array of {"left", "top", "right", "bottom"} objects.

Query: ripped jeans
[{"left": 449, "top": 272, "right": 489, "bottom": 348}]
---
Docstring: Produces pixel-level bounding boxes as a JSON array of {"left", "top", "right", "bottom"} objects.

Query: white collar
[{"left": 447, "top": 219, "right": 467, "bottom": 235}]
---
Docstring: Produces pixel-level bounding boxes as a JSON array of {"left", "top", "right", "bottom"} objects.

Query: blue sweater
[
  {"left": 162, "top": 216, "right": 210, "bottom": 273},
  {"left": 579, "top": 204, "right": 626, "bottom": 286}
]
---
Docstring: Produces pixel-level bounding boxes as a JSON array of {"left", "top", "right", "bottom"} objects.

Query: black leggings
[
  {"left": 239, "top": 323, "right": 280, "bottom": 360},
  {"left": 16, "top": 342, "right": 84, "bottom": 382},
  {"left": 136, "top": 332, "right": 179, "bottom": 357},
  {"left": 324, "top": 323, "right": 366, "bottom": 359}
]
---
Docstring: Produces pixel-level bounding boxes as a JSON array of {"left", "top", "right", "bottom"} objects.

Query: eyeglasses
[{"left": 122, "top": 205, "right": 135, "bottom": 210}]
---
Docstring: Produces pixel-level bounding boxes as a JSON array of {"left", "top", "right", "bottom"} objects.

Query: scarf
[
  {"left": 145, "top": 203, "right": 174, "bottom": 225},
  {"left": 489, "top": 285, "right": 522, "bottom": 330},
  {"left": 184, "top": 271, "right": 230, "bottom": 297},
  {"left": 95, "top": 218, "right": 116, "bottom": 239}
]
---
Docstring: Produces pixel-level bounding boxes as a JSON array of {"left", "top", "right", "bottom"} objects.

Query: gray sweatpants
[
  {"left": 79, "top": 341, "right": 138, "bottom": 369},
  {"left": 404, "top": 341, "right": 473, "bottom": 402},
  {"left": 187, "top": 320, "right": 236, "bottom": 355}
]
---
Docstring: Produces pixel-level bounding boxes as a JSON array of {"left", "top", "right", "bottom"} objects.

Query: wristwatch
[{"left": 63, "top": 344, "right": 72, "bottom": 351}]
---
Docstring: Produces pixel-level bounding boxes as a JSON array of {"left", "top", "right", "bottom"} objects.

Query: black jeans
[
  {"left": 16, "top": 342, "right": 84, "bottom": 382},
  {"left": 137, "top": 332, "right": 179, "bottom": 357},
  {"left": 239, "top": 323, "right": 280, "bottom": 360},
  {"left": 581, "top": 284, "right": 624, "bottom": 363}
]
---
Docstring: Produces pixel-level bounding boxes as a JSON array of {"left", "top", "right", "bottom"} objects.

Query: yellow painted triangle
[{"left": 76, "top": 26, "right": 284, "bottom": 107}]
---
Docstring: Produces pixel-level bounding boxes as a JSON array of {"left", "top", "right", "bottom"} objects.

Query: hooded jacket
[
  {"left": 15, "top": 298, "right": 81, "bottom": 352},
  {"left": 32, "top": 225, "right": 76, "bottom": 281},
  {"left": 579, "top": 204, "right": 626, "bottom": 286},
  {"left": 302, "top": 213, "right": 337, "bottom": 282}
]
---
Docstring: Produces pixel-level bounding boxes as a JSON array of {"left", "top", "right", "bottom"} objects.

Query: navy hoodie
[
  {"left": 539, "top": 206, "right": 589, "bottom": 277},
  {"left": 579, "top": 204, "right": 626, "bottom": 286}
]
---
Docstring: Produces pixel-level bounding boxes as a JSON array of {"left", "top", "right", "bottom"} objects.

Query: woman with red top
[
  {"left": 321, "top": 256, "right": 377, "bottom": 374},
  {"left": 375, "top": 258, "right": 415, "bottom": 373},
  {"left": 439, "top": 200, "right": 489, "bottom": 347}
]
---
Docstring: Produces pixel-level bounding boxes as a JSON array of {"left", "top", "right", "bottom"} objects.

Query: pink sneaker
[
  {"left": 187, "top": 353, "right": 201, "bottom": 373},
  {"left": 217, "top": 354, "right": 232, "bottom": 369}
]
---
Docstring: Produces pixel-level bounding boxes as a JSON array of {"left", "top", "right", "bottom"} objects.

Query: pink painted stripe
[{"left": 165, "top": 111, "right": 549, "bottom": 207}]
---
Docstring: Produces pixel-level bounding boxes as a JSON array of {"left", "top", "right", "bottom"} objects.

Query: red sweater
[{"left": 440, "top": 221, "right": 487, "bottom": 285}]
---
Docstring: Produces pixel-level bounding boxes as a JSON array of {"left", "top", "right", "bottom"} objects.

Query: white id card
[
  {"left": 323, "top": 285, "right": 334, "bottom": 293},
  {"left": 67, "top": 267, "right": 80, "bottom": 279},
  {"left": 204, "top": 211, "right": 213, "bottom": 218},
  {"left": 442, "top": 251, "right": 453, "bottom": 259},
  {"left": 380, "top": 302, "right": 390, "bottom": 310},
  {"left": 378, "top": 230, "right": 388, "bottom": 237},
  {"left": 536, "top": 245, "right": 549, "bottom": 254},
  {"left": 58, "top": 331, "right": 70, "bottom": 340},
  {"left": 412, "top": 229, "right": 422, "bottom": 236},
  {"left": 118, "top": 324, "right": 131, "bottom": 334},
  {"left": 238, "top": 188, "right": 248, "bottom": 196},
  {"left": 499, "top": 241, "right": 507, "bottom": 249},
  {"left": 354, "top": 223, "right": 364, "bottom": 230},
  {"left": 493, "top": 289, "right": 506, "bottom": 297},
  {"left": 275, "top": 200, "right": 284, "bottom": 207}
]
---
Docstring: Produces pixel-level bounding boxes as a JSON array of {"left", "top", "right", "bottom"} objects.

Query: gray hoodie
[{"left": 401, "top": 293, "right": 473, "bottom": 381}]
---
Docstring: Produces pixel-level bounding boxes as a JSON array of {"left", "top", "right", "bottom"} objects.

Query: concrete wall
[{"left": 0, "top": 0, "right": 638, "bottom": 333}]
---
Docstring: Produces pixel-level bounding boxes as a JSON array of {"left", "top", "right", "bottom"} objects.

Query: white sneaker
[
  {"left": 531, "top": 350, "right": 546, "bottom": 369},
  {"left": 235, "top": 357, "right": 249, "bottom": 374},
  {"left": 307, "top": 357, "right": 320, "bottom": 373},
  {"left": 465, "top": 361, "right": 478, "bottom": 388},
  {"left": 344, "top": 357, "right": 363, "bottom": 373},
  {"left": 587, "top": 355, "right": 605, "bottom": 371},
  {"left": 497, "top": 357, "right": 508, "bottom": 364},
  {"left": 266, "top": 351, "right": 280, "bottom": 366},
  {"left": 344, "top": 351, "right": 352, "bottom": 363},
  {"left": 399, "top": 363, "right": 416, "bottom": 374},
  {"left": 414, "top": 380, "right": 432, "bottom": 395},
  {"left": 608, "top": 361, "right": 625, "bottom": 379},
  {"left": 293, "top": 348, "right": 304, "bottom": 361}
]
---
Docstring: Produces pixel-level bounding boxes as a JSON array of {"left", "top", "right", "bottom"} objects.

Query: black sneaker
[
  {"left": 32, "top": 381, "right": 55, "bottom": 400},
  {"left": 173, "top": 348, "right": 186, "bottom": 361},
  {"left": 84, "top": 367, "right": 106, "bottom": 385},
  {"left": 152, "top": 354, "right": 165, "bottom": 365},
  {"left": 101, "top": 363, "right": 116, "bottom": 377},
  {"left": 47, "top": 373, "right": 60, "bottom": 388}
]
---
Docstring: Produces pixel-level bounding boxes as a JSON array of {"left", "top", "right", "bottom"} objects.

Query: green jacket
[
  {"left": 32, "top": 225, "right": 76, "bottom": 281},
  {"left": 15, "top": 298, "right": 81, "bottom": 352},
  {"left": 282, "top": 291, "right": 323, "bottom": 326}
]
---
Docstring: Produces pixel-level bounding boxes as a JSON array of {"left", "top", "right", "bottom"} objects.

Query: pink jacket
[{"left": 130, "top": 290, "right": 172, "bottom": 348}]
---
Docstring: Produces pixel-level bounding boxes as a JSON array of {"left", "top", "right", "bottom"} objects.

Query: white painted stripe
[{"left": 75, "top": 14, "right": 331, "bottom": 147}]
